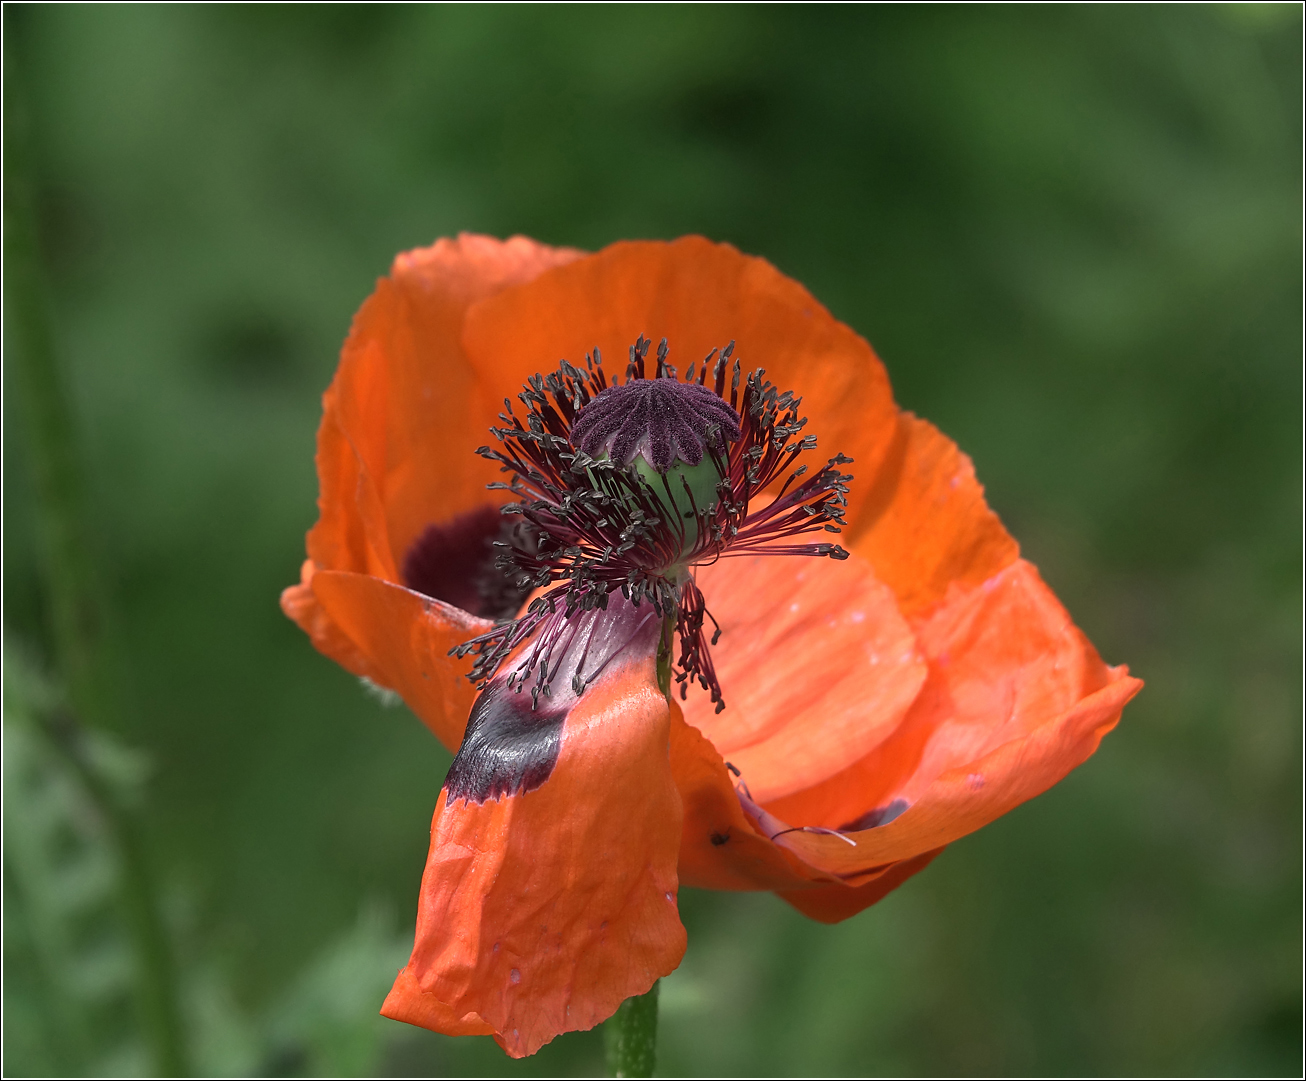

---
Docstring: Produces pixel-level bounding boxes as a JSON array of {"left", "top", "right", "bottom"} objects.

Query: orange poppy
[{"left": 281, "top": 234, "right": 1142, "bottom": 1058}]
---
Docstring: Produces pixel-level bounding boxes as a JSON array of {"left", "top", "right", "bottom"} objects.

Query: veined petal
[
  {"left": 681, "top": 549, "right": 927, "bottom": 803},
  {"left": 393, "top": 600, "right": 686, "bottom": 1058},
  {"left": 756, "top": 560, "right": 1143, "bottom": 872},
  {"left": 847, "top": 411, "right": 1020, "bottom": 618}
]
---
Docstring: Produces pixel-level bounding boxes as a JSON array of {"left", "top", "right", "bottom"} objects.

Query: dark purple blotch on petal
[
  {"left": 570, "top": 378, "right": 742, "bottom": 471},
  {"left": 402, "top": 503, "right": 526, "bottom": 620},
  {"left": 444, "top": 597, "right": 660, "bottom": 804},
  {"left": 443, "top": 679, "right": 567, "bottom": 804}
]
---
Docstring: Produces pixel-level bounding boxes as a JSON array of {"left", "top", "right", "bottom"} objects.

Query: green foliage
[
  {"left": 3, "top": 4, "right": 1300, "bottom": 1076},
  {"left": 3, "top": 640, "right": 412, "bottom": 1077},
  {"left": 3, "top": 641, "right": 137, "bottom": 1076}
]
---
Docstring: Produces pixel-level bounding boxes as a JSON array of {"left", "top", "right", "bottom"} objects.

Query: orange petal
[
  {"left": 670, "top": 705, "right": 823, "bottom": 892},
  {"left": 381, "top": 965, "right": 494, "bottom": 1037},
  {"left": 847, "top": 412, "right": 1020, "bottom": 618},
  {"left": 670, "top": 707, "right": 941, "bottom": 922},
  {"left": 756, "top": 561, "right": 1142, "bottom": 874},
  {"left": 400, "top": 605, "right": 686, "bottom": 1058},
  {"left": 310, "top": 570, "right": 491, "bottom": 752},
  {"left": 777, "top": 848, "right": 946, "bottom": 924},
  {"left": 679, "top": 549, "right": 926, "bottom": 803},
  {"left": 370, "top": 236, "right": 584, "bottom": 566},
  {"left": 310, "top": 389, "right": 396, "bottom": 581},
  {"left": 280, "top": 560, "right": 380, "bottom": 682},
  {"left": 460, "top": 237, "right": 902, "bottom": 532},
  {"left": 295, "top": 234, "right": 582, "bottom": 672}
]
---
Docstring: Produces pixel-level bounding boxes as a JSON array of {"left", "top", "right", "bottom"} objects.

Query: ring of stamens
[{"left": 453, "top": 334, "right": 854, "bottom": 713}]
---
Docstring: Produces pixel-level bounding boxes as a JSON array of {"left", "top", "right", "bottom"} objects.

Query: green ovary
[{"left": 631, "top": 453, "right": 723, "bottom": 560}]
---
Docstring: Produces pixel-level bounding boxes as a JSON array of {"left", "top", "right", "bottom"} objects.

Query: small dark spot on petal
[{"left": 710, "top": 830, "right": 730, "bottom": 846}]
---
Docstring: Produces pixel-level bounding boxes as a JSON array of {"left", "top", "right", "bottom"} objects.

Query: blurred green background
[{"left": 3, "top": 4, "right": 1300, "bottom": 1077}]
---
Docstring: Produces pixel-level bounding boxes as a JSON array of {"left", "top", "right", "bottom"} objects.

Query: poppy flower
[{"left": 281, "top": 234, "right": 1142, "bottom": 1059}]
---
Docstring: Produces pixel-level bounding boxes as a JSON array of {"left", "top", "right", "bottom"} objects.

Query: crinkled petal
[
  {"left": 291, "top": 234, "right": 582, "bottom": 683},
  {"left": 396, "top": 608, "right": 686, "bottom": 1058},
  {"left": 373, "top": 236, "right": 584, "bottom": 563},
  {"left": 381, "top": 966, "right": 494, "bottom": 1037}
]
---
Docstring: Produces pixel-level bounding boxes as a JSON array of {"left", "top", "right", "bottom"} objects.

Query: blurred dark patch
[
  {"left": 1253, "top": 992, "right": 1304, "bottom": 1066},
  {"left": 212, "top": 3, "right": 408, "bottom": 57},
  {"left": 0, "top": 2, "right": 36, "bottom": 51},
  {"left": 675, "top": 80, "right": 780, "bottom": 146},
  {"left": 33, "top": 183, "right": 101, "bottom": 285},
  {"left": 199, "top": 306, "right": 304, "bottom": 386},
  {"left": 260, "top": 1042, "right": 308, "bottom": 1077}
]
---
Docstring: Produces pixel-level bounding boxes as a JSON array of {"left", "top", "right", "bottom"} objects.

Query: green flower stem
[
  {"left": 4, "top": 37, "right": 189, "bottom": 1078},
  {"left": 607, "top": 614, "right": 674, "bottom": 1078},
  {"left": 656, "top": 612, "right": 676, "bottom": 701},
  {"left": 604, "top": 980, "right": 660, "bottom": 1078}
]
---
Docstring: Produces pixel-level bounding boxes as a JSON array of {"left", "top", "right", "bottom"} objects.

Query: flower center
[
  {"left": 453, "top": 335, "right": 854, "bottom": 713},
  {"left": 571, "top": 378, "right": 741, "bottom": 562}
]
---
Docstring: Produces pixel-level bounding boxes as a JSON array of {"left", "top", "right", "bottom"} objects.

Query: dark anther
[
  {"left": 725, "top": 761, "right": 741, "bottom": 777},
  {"left": 570, "top": 374, "right": 742, "bottom": 472},
  {"left": 709, "top": 830, "right": 730, "bottom": 846}
]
